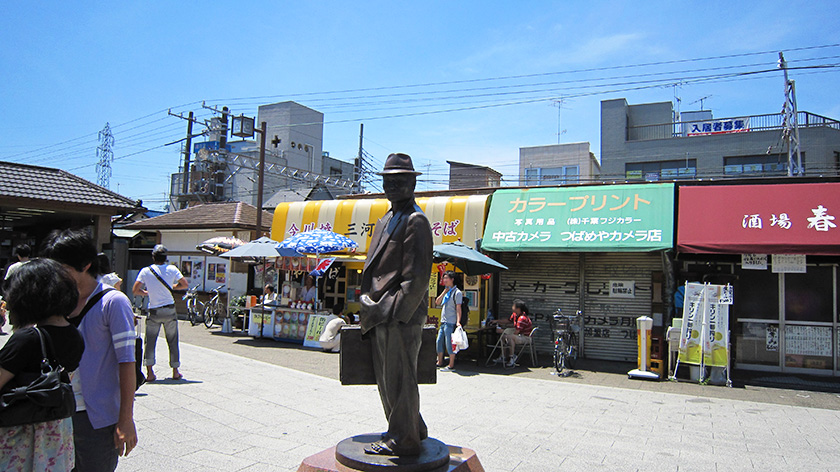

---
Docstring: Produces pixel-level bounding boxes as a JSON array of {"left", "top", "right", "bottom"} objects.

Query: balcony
[{"left": 628, "top": 112, "right": 840, "bottom": 141}]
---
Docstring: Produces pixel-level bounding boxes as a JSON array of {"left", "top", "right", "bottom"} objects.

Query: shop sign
[
  {"left": 772, "top": 254, "right": 806, "bottom": 273},
  {"left": 741, "top": 254, "right": 768, "bottom": 270},
  {"left": 765, "top": 326, "right": 779, "bottom": 352},
  {"left": 272, "top": 195, "right": 489, "bottom": 254},
  {"left": 482, "top": 183, "right": 675, "bottom": 252},
  {"left": 686, "top": 117, "right": 750, "bottom": 136},
  {"left": 303, "top": 314, "right": 331, "bottom": 348},
  {"left": 609, "top": 281, "right": 635, "bottom": 298},
  {"left": 678, "top": 183, "right": 840, "bottom": 255},
  {"left": 678, "top": 283, "right": 730, "bottom": 367}
]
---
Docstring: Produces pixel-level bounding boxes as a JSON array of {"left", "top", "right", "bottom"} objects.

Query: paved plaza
[{"left": 115, "top": 323, "right": 840, "bottom": 472}]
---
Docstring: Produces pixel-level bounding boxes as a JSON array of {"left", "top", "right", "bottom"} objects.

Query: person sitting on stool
[
  {"left": 490, "top": 299, "right": 533, "bottom": 367},
  {"left": 319, "top": 303, "right": 348, "bottom": 352}
]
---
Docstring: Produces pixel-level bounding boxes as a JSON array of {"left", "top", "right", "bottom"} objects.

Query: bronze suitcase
[{"left": 339, "top": 325, "right": 437, "bottom": 385}]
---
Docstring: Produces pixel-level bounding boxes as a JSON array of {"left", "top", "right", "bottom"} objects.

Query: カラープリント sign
[{"left": 482, "top": 183, "right": 675, "bottom": 252}]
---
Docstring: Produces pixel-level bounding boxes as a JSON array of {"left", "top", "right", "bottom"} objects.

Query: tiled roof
[
  {"left": 124, "top": 202, "right": 273, "bottom": 230},
  {"left": 0, "top": 161, "right": 142, "bottom": 211}
]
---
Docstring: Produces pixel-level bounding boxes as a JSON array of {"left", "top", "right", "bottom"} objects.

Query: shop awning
[
  {"left": 482, "top": 183, "right": 675, "bottom": 252},
  {"left": 271, "top": 195, "right": 489, "bottom": 254},
  {"left": 677, "top": 183, "right": 840, "bottom": 255}
]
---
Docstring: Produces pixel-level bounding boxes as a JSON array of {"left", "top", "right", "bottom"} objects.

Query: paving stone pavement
[{"left": 118, "top": 340, "right": 840, "bottom": 472}]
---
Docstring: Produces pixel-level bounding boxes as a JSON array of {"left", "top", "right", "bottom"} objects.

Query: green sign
[{"left": 482, "top": 183, "right": 675, "bottom": 252}]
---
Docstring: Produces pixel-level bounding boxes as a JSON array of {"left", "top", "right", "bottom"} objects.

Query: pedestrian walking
[{"left": 132, "top": 245, "right": 187, "bottom": 382}]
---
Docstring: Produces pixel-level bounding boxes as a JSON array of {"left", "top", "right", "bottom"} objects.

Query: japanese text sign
[
  {"left": 482, "top": 183, "right": 675, "bottom": 252},
  {"left": 686, "top": 117, "right": 750, "bottom": 136},
  {"left": 677, "top": 183, "right": 840, "bottom": 255}
]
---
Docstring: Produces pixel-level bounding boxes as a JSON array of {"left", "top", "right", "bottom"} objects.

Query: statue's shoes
[{"left": 364, "top": 439, "right": 420, "bottom": 456}]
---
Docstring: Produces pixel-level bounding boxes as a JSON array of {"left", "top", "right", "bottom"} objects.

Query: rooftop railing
[{"left": 627, "top": 112, "right": 840, "bottom": 141}]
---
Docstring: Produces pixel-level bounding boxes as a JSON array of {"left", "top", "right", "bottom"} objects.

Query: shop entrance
[{"left": 734, "top": 264, "right": 839, "bottom": 376}]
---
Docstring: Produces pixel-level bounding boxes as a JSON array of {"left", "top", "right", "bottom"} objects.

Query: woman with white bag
[{"left": 434, "top": 271, "right": 462, "bottom": 372}]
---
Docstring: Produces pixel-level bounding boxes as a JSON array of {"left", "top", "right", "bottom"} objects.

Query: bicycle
[
  {"left": 202, "top": 285, "right": 227, "bottom": 328},
  {"left": 182, "top": 285, "right": 204, "bottom": 326},
  {"left": 551, "top": 309, "right": 581, "bottom": 376}
]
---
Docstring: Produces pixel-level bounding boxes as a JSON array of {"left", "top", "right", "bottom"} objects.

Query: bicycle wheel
[
  {"left": 187, "top": 301, "right": 199, "bottom": 326},
  {"left": 564, "top": 334, "right": 576, "bottom": 370},
  {"left": 553, "top": 337, "right": 567, "bottom": 374},
  {"left": 203, "top": 304, "right": 216, "bottom": 328}
]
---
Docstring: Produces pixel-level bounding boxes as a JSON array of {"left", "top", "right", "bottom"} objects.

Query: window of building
[
  {"left": 625, "top": 160, "right": 696, "bottom": 181},
  {"left": 723, "top": 155, "right": 796, "bottom": 176},
  {"left": 784, "top": 266, "right": 834, "bottom": 323},
  {"left": 524, "top": 166, "right": 579, "bottom": 186},
  {"left": 330, "top": 167, "right": 343, "bottom": 177}
]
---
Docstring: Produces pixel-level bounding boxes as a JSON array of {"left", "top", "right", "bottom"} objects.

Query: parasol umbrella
[
  {"left": 222, "top": 236, "right": 285, "bottom": 261},
  {"left": 433, "top": 240, "right": 508, "bottom": 276},
  {"left": 276, "top": 230, "right": 358, "bottom": 308},
  {"left": 221, "top": 237, "right": 283, "bottom": 336},
  {"left": 276, "top": 229, "right": 358, "bottom": 255},
  {"left": 196, "top": 236, "right": 246, "bottom": 256}
]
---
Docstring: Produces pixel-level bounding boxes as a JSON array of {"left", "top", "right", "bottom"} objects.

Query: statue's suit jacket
[{"left": 360, "top": 200, "right": 433, "bottom": 334}]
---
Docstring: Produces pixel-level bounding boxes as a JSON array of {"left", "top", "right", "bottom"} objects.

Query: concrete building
[
  {"left": 599, "top": 98, "right": 840, "bottom": 181},
  {"left": 519, "top": 142, "right": 600, "bottom": 186},
  {"left": 170, "top": 101, "right": 355, "bottom": 211},
  {"left": 446, "top": 161, "right": 502, "bottom": 190}
]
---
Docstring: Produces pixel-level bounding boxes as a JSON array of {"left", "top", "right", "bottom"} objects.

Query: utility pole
[
  {"left": 255, "top": 121, "right": 267, "bottom": 238},
  {"left": 96, "top": 123, "right": 114, "bottom": 188},
  {"left": 354, "top": 123, "right": 364, "bottom": 193},
  {"left": 168, "top": 109, "right": 205, "bottom": 208},
  {"left": 779, "top": 52, "right": 803, "bottom": 176}
]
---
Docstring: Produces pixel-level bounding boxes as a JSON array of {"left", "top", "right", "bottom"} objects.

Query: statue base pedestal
[{"left": 298, "top": 434, "right": 484, "bottom": 472}]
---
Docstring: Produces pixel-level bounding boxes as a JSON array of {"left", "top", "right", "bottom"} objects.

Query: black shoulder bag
[
  {"left": 0, "top": 327, "right": 76, "bottom": 427},
  {"left": 71, "top": 288, "right": 146, "bottom": 391}
]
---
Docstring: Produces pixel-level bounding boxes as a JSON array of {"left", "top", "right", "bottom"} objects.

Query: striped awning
[{"left": 271, "top": 195, "right": 489, "bottom": 254}]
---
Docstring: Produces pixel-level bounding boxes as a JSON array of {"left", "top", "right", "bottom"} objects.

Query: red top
[{"left": 509, "top": 312, "right": 533, "bottom": 336}]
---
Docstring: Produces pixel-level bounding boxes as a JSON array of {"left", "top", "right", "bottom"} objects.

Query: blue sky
[{"left": 2, "top": 1, "right": 839, "bottom": 210}]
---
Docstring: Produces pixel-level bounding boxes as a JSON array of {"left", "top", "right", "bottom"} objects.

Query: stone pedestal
[{"left": 298, "top": 435, "right": 484, "bottom": 472}]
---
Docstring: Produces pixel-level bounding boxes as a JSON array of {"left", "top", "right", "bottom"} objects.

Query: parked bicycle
[
  {"left": 182, "top": 285, "right": 204, "bottom": 326},
  {"left": 203, "top": 285, "right": 227, "bottom": 328},
  {"left": 551, "top": 309, "right": 581, "bottom": 375}
]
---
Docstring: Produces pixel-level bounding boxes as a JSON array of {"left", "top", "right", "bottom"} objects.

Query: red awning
[{"left": 677, "top": 183, "right": 840, "bottom": 255}]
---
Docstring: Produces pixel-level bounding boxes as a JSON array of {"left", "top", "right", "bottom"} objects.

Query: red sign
[{"left": 677, "top": 183, "right": 840, "bottom": 255}]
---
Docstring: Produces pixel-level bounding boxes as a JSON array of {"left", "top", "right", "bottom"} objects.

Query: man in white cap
[{"left": 133, "top": 244, "right": 188, "bottom": 381}]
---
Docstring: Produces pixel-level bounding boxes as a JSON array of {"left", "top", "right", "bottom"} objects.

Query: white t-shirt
[
  {"left": 136, "top": 264, "right": 184, "bottom": 308},
  {"left": 4, "top": 260, "right": 26, "bottom": 280},
  {"left": 302, "top": 286, "right": 317, "bottom": 302},
  {"left": 319, "top": 315, "right": 346, "bottom": 343}
]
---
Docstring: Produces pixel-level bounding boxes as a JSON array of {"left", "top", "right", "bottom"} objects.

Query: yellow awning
[{"left": 271, "top": 195, "right": 489, "bottom": 254}]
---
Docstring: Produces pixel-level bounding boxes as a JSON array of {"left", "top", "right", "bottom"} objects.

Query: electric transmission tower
[{"left": 96, "top": 122, "right": 115, "bottom": 188}]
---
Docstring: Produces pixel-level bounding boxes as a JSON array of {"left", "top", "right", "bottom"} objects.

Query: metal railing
[{"left": 628, "top": 112, "right": 840, "bottom": 141}]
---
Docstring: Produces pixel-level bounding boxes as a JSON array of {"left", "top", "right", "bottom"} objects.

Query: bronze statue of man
[{"left": 359, "top": 153, "right": 433, "bottom": 456}]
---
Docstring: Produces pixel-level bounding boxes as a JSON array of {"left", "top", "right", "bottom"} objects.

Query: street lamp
[{"left": 231, "top": 115, "right": 267, "bottom": 237}]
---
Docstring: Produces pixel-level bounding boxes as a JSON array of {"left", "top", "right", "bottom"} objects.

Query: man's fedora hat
[{"left": 376, "top": 153, "right": 422, "bottom": 176}]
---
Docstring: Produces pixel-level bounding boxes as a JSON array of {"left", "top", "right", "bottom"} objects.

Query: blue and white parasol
[{"left": 276, "top": 229, "right": 358, "bottom": 255}]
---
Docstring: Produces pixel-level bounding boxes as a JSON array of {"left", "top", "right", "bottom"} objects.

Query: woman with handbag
[
  {"left": 0, "top": 258, "right": 84, "bottom": 471},
  {"left": 434, "top": 271, "right": 463, "bottom": 372}
]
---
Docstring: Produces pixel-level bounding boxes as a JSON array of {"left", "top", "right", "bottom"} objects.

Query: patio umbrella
[
  {"left": 433, "top": 240, "right": 508, "bottom": 276},
  {"left": 221, "top": 236, "right": 283, "bottom": 336},
  {"left": 221, "top": 236, "right": 286, "bottom": 261},
  {"left": 276, "top": 230, "right": 358, "bottom": 308},
  {"left": 276, "top": 229, "right": 358, "bottom": 255},
  {"left": 196, "top": 236, "right": 246, "bottom": 256}
]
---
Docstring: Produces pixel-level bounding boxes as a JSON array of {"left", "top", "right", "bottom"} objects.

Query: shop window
[
  {"left": 735, "top": 321, "right": 779, "bottom": 367},
  {"left": 733, "top": 268, "right": 778, "bottom": 320},
  {"left": 784, "top": 325, "right": 833, "bottom": 370},
  {"left": 784, "top": 266, "right": 833, "bottom": 322}
]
